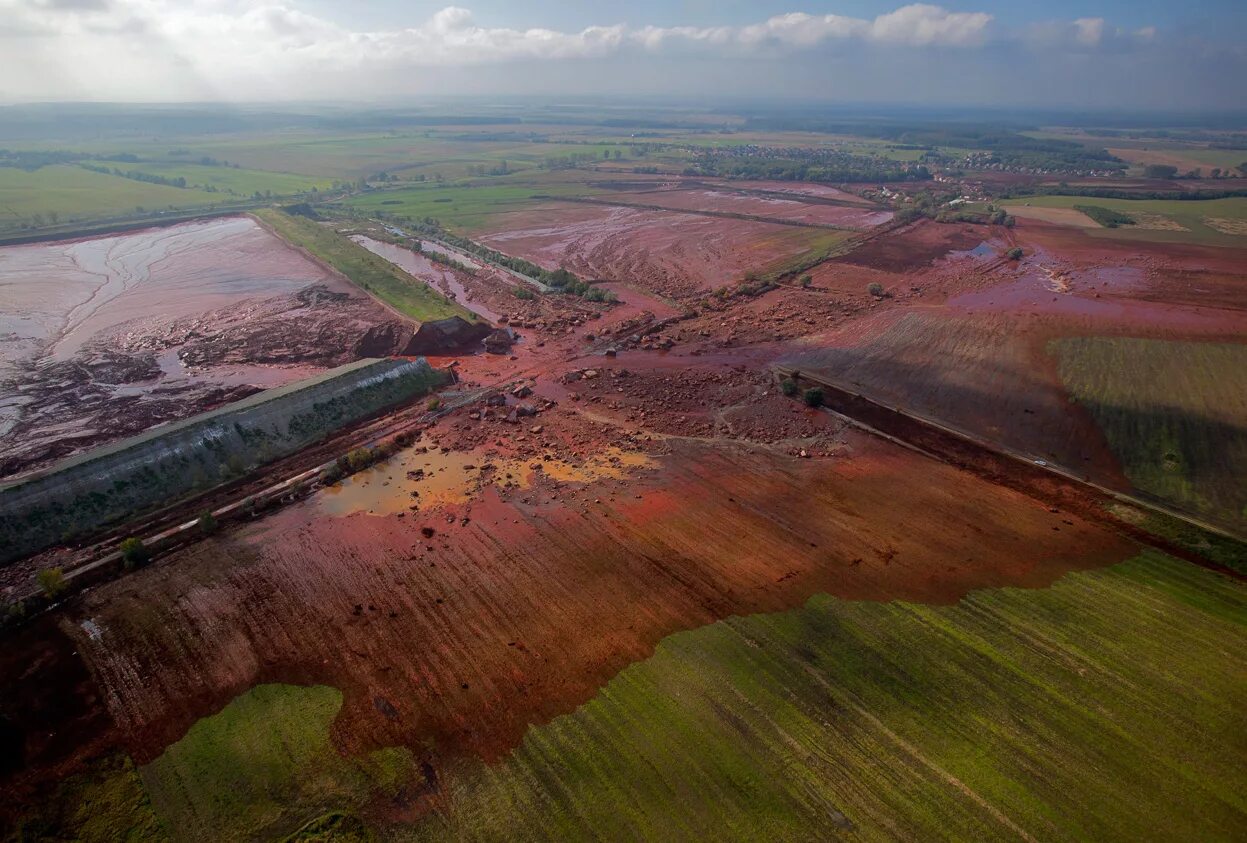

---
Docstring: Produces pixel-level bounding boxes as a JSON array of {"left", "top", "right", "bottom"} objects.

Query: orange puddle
[{"left": 318, "top": 446, "right": 656, "bottom": 516}]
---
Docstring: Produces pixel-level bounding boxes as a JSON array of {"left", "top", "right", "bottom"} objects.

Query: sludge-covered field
[
  {"left": 3, "top": 110, "right": 1247, "bottom": 842},
  {"left": 0, "top": 216, "right": 416, "bottom": 478}
]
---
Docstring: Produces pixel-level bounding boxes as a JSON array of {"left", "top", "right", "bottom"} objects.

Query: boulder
[
  {"left": 483, "top": 328, "right": 516, "bottom": 355},
  {"left": 402, "top": 317, "right": 492, "bottom": 355}
]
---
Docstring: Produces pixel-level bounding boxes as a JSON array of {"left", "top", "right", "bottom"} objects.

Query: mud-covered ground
[
  {"left": 3, "top": 178, "right": 1246, "bottom": 840},
  {"left": 0, "top": 217, "right": 415, "bottom": 477},
  {"left": 789, "top": 216, "right": 1247, "bottom": 530},
  {"left": 478, "top": 204, "right": 841, "bottom": 298}
]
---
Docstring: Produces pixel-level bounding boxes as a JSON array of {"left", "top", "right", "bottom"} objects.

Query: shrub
[
  {"left": 1007, "top": 247, "right": 1024, "bottom": 260},
  {"left": 345, "top": 447, "right": 375, "bottom": 473},
  {"left": 780, "top": 378, "right": 798, "bottom": 397},
  {"left": 37, "top": 567, "right": 67, "bottom": 599},
  {"left": 799, "top": 275, "right": 812, "bottom": 288},
  {"left": 803, "top": 388, "right": 825, "bottom": 408},
  {"left": 512, "top": 286, "right": 536, "bottom": 300},
  {"left": 427, "top": 397, "right": 442, "bottom": 411},
  {"left": 867, "top": 282, "right": 886, "bottom": 298},
  {"left": 197, "top": 510, "right": 218, "bottom": 536},
  {"left": 119, "top": 537, "right": 149, "bottom": 570}
]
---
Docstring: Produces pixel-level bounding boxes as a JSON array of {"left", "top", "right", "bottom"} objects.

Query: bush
[
  {"left": 780, "top": 378, "right": 798, "bottom": 397},
  {"left": 427, "top": 397, "right": 442, "bottom": 411},
  {"left": 37, "top": 567, "right": 67, "bottom": 599},
  {"left": 799, "top": 275, "right": 812, "bottom": 288},
  {"left": 345, "top": 447, "right": 375, "bottom": 473},
  {"left": 119, "top": 537, "right": 149, "bottom": 570},
  {"left": 867, "top": 282, "right": 886, "bottom": 298},
  {"left": 803, "top": 388, "right": 825, "bottom": 408},
  {"left": 197, "top": 510, "right": 218, "bottom": 536},
  {"left": 1007, "top": 247, "right": 1024, "bottom": 260},
  {"left": 512, "top": 286, "right": 536, "bottom": 300}
]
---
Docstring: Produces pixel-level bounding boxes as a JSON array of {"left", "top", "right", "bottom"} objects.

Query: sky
[{"left": 1, "top": 0, "right": 1244, "bottom": 111}]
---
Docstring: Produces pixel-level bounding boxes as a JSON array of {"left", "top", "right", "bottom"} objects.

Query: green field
[
  {"left": 1054, "top": 337, "right": 1247, "bottom": 530},
  {"left": 0, "top": 165, "right": 222, "bottom": 231},
  {"left": 343, "top": 180, "right": 608, "bottom": 233},
  {"left": 114, "top": 162, "right": 332, "bottom": 197},
  {"left": 13, "top": 551, "right": 1245, "bottom": 840},
  {"left": 407, "top": 551, "right": 1245, "bottom": 841},
  {"left": 1003, "top": 195, "right": 1247, "bottom": 244},
  {"left": 142, "top": 684, "right": 418, "bottom": 842},
  {"left": 254, "top": 209, "right": 474, "bottom": 322}
]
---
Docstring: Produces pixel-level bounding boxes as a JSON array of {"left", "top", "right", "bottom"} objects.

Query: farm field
[
  {"left": 1003, "top": 195, "right": 1247, "bottom": 245},
  {"left": 476, "top": 204, "right": 852, "bottom": 297},
  {"left": 111, "top": 162, "right": 331, "bottom": 197},
  {"left": 9, "top": 532, "right": 1244, "bottom": 840},
  {"left": 3, "top": 418, "right": 1155, "bottom": 838},
  {"left": 342, "top": 180, "right": 611, "bottom": 233},
  {"left": 581, "top": 186, "right": 893, "bottom": 228},
  {"left": 410, "top": 551, "right": 1245, "bottom": 842},
  {"left": 789, "top": 216, "right": 1247, "bottom": 533},
  {"left": 0, "top": 166, "right": 222, "bottom": 232},
  {"left": 1054, "top": 337, "right": 1247, "bottom": 528}
]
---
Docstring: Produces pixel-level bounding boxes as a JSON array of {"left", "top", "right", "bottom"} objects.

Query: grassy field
[
  {"left": 13, "top": 551, "right": 1244, "bottom": 840},
  {"left": 1054, "top": 337, "right": 1247, "bottom": 530},
  {"left": 406, "top": 551, "right": 1245, "bottom": 841},
  {"left": 254, "top": 208, "right": 474, "bottom": 322},
  {"left": 343, "top": 180, "right": 608, "bottom": 233},
  {"left": 0, "top": 165, "right": 222, "bottom": 231},
  {"left": 1003, "top": 195, "right": 1247, "bottom": 244},
  {"left": 141, "top": 684, "right": 419, "bottom": 842},
  {"left": 116, "top": 163, "right": 332, "bottom": 197}
]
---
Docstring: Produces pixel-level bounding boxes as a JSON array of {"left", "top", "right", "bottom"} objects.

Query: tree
[
  {"left": 1143, "top": 164, "right": 1177, "bottom": 179},
  {"left": 119, "top": 537, "right": 149, "bottom": 570},
  {"left": 37, "top": 567, "right": 67, "bottom": 599},
  {"left": 803, "top": 388, "right": 825, "bottom": 408}
]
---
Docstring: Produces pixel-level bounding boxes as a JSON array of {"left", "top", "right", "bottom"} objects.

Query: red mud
[
  {"left": 48, "top": 427, "right": 1132, "bottom": 790},
  {"left": 789, "top": 217, "right": 1247, "bottom": 509},
  {"left": 596, "top": 187, "right": 891, "bottom": 228},
  {"left": 478, "top": 204, "right": 835, "bottom": 299},
  {"left": 4, "top": 175, "right": 1244, "bottom": 833},
  {"left": 0, "top": 218, "right": 414, "bottom": 477}
]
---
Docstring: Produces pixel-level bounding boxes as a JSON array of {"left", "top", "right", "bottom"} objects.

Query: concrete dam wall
[{"left": 0, "top": 357, "right": 445, "bottom": 564}]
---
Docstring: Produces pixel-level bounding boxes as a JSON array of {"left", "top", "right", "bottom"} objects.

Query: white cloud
[
  {"left": 869, "top": 4, "right": 992, "bottom": 47},
  {"left": 0, "top": 2, "right": 1155, "bottom": 101},
  {"left": 1072, "top": 17, "right": 1105, "bottom": 47}
]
